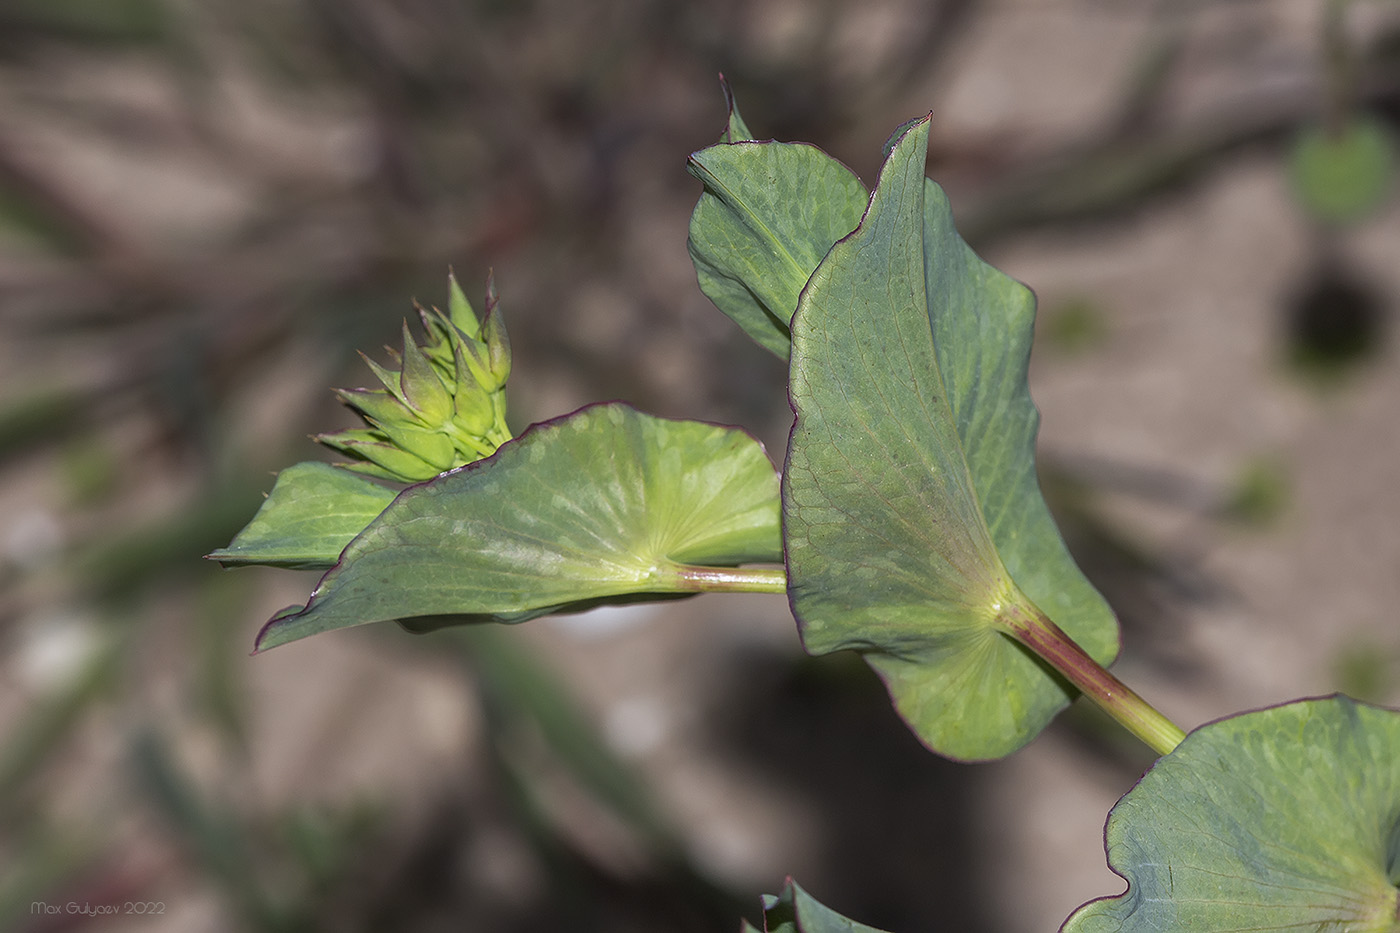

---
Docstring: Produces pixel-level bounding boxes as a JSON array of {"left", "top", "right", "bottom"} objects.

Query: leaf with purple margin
[
  {"left": 784, "top": 116, "right": 1118, "bottom": 761},
  {"left": 1063, "top": 695, "right": 1400, "bottom": 932},
  {"left": 254, "top": 403, "right": 781, "bottom": 651},
  {"left": 751, "top": 880, "right": 892, "bottom": 933},
  {"left": 687, "top": 117, "right": 868, "bottom": 358}
]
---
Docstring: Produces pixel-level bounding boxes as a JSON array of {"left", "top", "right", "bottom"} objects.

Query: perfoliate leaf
[
  {"left": 687, "top": 135, "right": 868, "bottom": 358},
  {"left": 1063, "top": 696, "right": 1400, "bottom": 932},
  {"left": 758, "top": 881, "right": 892, "bottom": 933},
  {"left": 255, "top": 403, "right": 781, "bottom": 652},
  {"left": 208, "top": 462, "right": 396, "bottom": 570},
  {"left": 784, "top": 116, "right": 1118, "bottom": 761}
]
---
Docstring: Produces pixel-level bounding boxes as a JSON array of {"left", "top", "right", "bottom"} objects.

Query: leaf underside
[
  {"left": 1064, "top": 695, "right": 1400, "bottom": 932},
  {"left": 783, "top": 116, "right": 1118, "bottom": 761},
  {"left": 255, "top": 403, "right": 781, "bottom": 651},
  {"left": 687, "top": 138, "right": 868, "bottom": 358}
]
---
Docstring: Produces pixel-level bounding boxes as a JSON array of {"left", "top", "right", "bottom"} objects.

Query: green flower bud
[
  {"left": 371, "top": 420, "right": 456, "bottom": 471},
  {"left": 315, "top": 272, "right": 515, "bottom": 483},
  {"left": 450, "top": 339, "right": 497, "bottom": 437},
  {"left": 315, "top": 430, "right": 443, "bottom": 482},
  {"left": 447, "top": 270, "right": 481, "bottom": 339},
  {"left": 481, "top": 279, "right": 511, "bottom": 390},
  {"left": 397, "top": 323, "right": 455, "bottom": 424},
  {"left": 334, "top": 388, "right": 412, "bottom": 427}
]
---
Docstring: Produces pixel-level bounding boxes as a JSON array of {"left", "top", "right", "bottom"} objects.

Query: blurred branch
[{"left": 0, "top": 123, "right": 148, "bottom": 266}]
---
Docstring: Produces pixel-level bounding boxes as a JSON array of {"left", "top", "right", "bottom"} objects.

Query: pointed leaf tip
[
  {"left": 687, "top": 132, "right": 868, "bottom": 358},
  {"left": 717, "top": 75, "right": 755, "bottom": 143},
  {"left": 758, "top": 880, "right": 892, "bottom": 933},
  {"left": 881, "top": 113, "right": 929, "bottom": 160},
  {"left": 446, "top": 268, "right": 480, "bottom": 338}
]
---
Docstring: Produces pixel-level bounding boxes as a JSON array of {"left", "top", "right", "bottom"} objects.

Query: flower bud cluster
[{"left": 317, "top": 273, "right": 512, "bottom": 482}]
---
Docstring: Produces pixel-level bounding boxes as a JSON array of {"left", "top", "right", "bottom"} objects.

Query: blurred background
[{"left": 2, "top": 1, "right": 1399, "bottom": 930}]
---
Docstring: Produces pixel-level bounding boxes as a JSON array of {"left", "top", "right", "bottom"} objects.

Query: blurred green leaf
[
  {"left": 0, "top": 638, "right": 120, "bottom": 817},
  {"left": 444, "top": 626, "right": 679, "bottom": 848},
  {"left": 0, "top": 0, "right": 170, "bottom": 46},
  {"left": 78, "top": 478, "right": 283, "bottom": 599},
  {"left": 278, "top": 802, "right": 382, "bottom": 891},
  {"left": 256, "top": 403, "right": 781, "bottom": 651},
  {"left": 1042, "top": 297, "right": 1110, "bottom": 355},
  {"left": 1333, "top": 640, "right": 1396, "bottom": 704},
  {"left": 0, "top": 389, "right": 84, "bottom": 465},
  {"left": 1222, "top": 456, "right": 1289, "bottom": 527},
  {"left": 1290, "top": 115, "right": 1396, "bottom": 225},
  {"left": 129, "top": 730, "right": 288, "bottom": 932},
  {"left": 0, "top": 827, "right": 97, "bottom": 931},
  {"left": 1064, "top": 696, "right": 1400, "bottom": 931},
  {"left": 784, "top": 117, "right": 1118, "bottom": 761}
]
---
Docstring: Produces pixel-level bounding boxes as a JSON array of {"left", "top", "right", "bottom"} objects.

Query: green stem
[
  {"left": 666, "top": 564, "right": 788, "bottom": 595},
  {"left": 999, "top": 601, "right": 1185, "bottom": 757}
]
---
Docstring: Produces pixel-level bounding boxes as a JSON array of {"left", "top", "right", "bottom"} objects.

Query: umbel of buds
[{"left": 317, "top": 273, "right": 513, "bottom": 483}]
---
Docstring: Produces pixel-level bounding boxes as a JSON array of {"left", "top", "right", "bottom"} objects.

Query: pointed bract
[
  {"left": 315, "top": 272, "right": 515, "bottom": 483},
  {"left": 397, "top": 322, "right": 455, "bottom": 423},
  {"left": 447, "top": 269, "right": 480, "bottom": 338}
]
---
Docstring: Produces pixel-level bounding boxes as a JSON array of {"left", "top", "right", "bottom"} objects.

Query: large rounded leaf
[
  {"left": 1064, "top": 695, "right": 1400, "bottom": 932},
  {"left": 255, "top": 403, "right": 781, "bottom": 651},
  {"left": 784, "top": 116, "right": 1118, "bottom": 760}
]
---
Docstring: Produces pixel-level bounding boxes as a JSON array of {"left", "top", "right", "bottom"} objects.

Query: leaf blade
[
  {"left": 255, "top": 403, "right": 781, "bottom": 651},
  {"left": 208, "top": 462, "right": 397, "bottom": 570},
  {"left": 1063, "top": 696, "right": 1400, "bottom": 932},
  {"left": 760, "top": 880, "right": 892, "bottom": 933},
  {"left": 687, "top": 140, "right": 868, "bottom": 357},
  {"left": 784, "top": 116, "right": 1117, "bottom": 760}
]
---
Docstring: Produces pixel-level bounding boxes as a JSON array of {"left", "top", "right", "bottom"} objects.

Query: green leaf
[
  {"left": 687, "top": 135, "right": 868, "bottom": 358},
  {"left": 208, "top": 462, "right": 397, "bottom": 570},
  {"left": 1063, "top": 695, "right": 1400, "bottom": 932},
  {"left": 719, "top": 76, "right": 754, "bottom": 143},
  {"left": 784, "top": 116, "right": 1118, "bottom": 761},
  {"left": 1290, "top": 115, "right": 1396, "bottom": 225},
  {"left": 255, "top": 403, "right": 781, "bottom": 651},
  {"left": 757, "top": 880, "right": 892, "bottom": 933}
]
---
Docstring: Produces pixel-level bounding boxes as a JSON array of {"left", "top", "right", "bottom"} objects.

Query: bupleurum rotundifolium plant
[{"left": 214, "top": 86, "right": 1400, "bottom": 932}]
